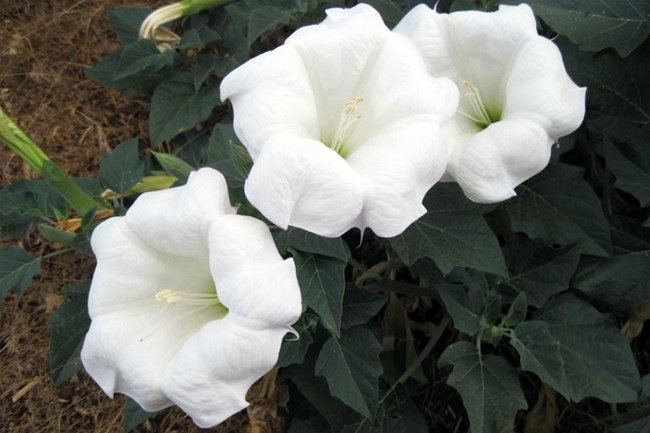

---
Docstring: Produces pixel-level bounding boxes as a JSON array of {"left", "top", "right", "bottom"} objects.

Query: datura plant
[
  {"left": 80, "top": 168, "right": 302, "bottom": 428},
  {"left": 395, "top": 3, "right": 586, "bottom": 203},
  {"left": 220, "top": 4, "right": 459, "bottom": 238}
]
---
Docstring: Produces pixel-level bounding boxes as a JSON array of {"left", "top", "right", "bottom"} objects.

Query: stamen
[
  {"left": 458, "top": 81, "right": 493, "bottom": 127},
  {"left": 331, "top": 96, "right": 365, "bottom": 154},
  {"left": 140, "top": 289, "right": 227, "bottom": 342}
]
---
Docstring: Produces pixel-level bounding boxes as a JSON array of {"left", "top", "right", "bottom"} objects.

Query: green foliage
[
  {"left": 124, "top": 398, "right": 157, "bottom": 433},
  {"left": 0, "top": 245, "right": 41, "bottom": 299},
  {"left": 98, "top": 138, "right": 144, "bottom": 193},
  {"left": 315, "top": 326, "right": 383, "bottom": 419},
  {"left": 523, "top": 0, "right": 650, "bottom": 57},
  {"left": 390, "top": 183, "right": 507, "bottom": 276},
  {"left": 290, "top": 248, "right": 346, "bottom": 337},
  {"left": 511, "top": 295, "right": 640, "bottom": 403},
  {"left": 438, "top": 341, "right": 527, "bottom": 433},
  {"left": 48, "top": 281, "right": 91, "bottom": 386}
]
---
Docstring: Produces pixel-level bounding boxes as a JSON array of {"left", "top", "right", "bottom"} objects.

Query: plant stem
[{"left": 0, "top": 106, "right": 101, "bottom": 216}]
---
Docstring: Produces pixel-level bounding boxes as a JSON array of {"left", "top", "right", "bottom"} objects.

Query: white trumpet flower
[
  {"left": 395, "top": 3, "right": 586, "bottom": 203},
  {"left": 220, "top": 4, "right": 459, "bottom": 238},
  {"left": 80, "top": 168, "right": 302, "bottom": 428}
]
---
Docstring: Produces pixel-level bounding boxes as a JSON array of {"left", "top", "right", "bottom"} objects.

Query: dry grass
[{"left": 0, "top": 1, "right": 256, "bottom": 431}]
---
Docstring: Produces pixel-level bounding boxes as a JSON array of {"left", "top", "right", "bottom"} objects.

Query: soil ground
[{"left": 0, "top": 1, "right": 250, "bottom": 432}]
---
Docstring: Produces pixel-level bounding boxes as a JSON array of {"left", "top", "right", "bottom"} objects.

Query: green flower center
[{"left": 458, "top": 81, "right": 501, "bottom": 129}]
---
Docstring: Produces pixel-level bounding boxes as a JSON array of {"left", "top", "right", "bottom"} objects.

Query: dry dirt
[{"left": 0, "top": 1, "right": 262, "bottom": 432}]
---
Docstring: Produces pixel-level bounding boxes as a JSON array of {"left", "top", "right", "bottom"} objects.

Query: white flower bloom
[
  {"left": 80, "top": 168, "right": 302, "bottom": 428},
  {"left": 394, "top": 3, "right": 586, "bottom": 203},
  {"left": 220, "top": 4, "right": 458, "bottom": 238}
]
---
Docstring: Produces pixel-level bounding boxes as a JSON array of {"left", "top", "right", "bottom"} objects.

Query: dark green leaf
[
  {"left": 604, "top": 133, "right": 650, "bottom": 206},
  {"left": 287, "top": 419, "right": 327, "bottom": 433},
  {"left": 247, "top": 5, "right": 293, "bottom": 45},
  {"left": 86, "top": 41, "right": 172, "bottom": 97},
  {"left": 315, "top": 326, "right": 383, "bottom": 418},
  {"left": 194, "top": 53, "right": 219, "bottom": 92},
  {"left": 524, "top": 0, "right": 650, "bottom": 57},
  {"left": 574, "top": 250, "right": 650, "bottom": 310},
  {"left": 437, "top": 284, "right": 485, "bottom": 335},
  {"left": 274, "top": 227, "right": 349, "bottom": 261},
  {"left": 511, "top": 294, "right": 640, "bottom": 403},
  {"left": 99, "top": 138, "right": 144, "bottom": 193},
  {"left": 501, "top": 236, "right": 580, "bottom": 307},
  {"left": 0, "top": 180, "right": 66, "bottom": 240},
  {"left": 178, "top": 28, "right": 203, "bottom": 50},
  {"left": 390, "top": 183, "right": 507, "bottom": 276},
  {"left": 149, "top": 71, "right": 220, "bottom": 144},
  {"left": 277, "top": 314, "right": 316, "bottom": 368},
  {"left": 506, "top": 163, "right": 611, "bottom": 257},
  {"left": 439, "top": 341, "right": 527, "bottom": 433},
  {"left": 124, "top": 397, "right": 157, "bottom": 433},
  {"left": 229, "top": 140, "right": 253, "bottom": 178},
  {"left": 0, "top": 245, "right": 41, "bottom": 299},
  {"left": 48, "top": 281, "right": 90, "bottom": 386},
  {"left": 611, "top": 376, "right": 650, "bottom": 433},
  {"left": 341, "top": 284, "right": 385, "bottom": 330},
  {"left": 503, "top": 292, "right": 528, "bottom": 327},
  {"left": 290, "top": 249, "right": 346, "bottom": 337},
  {"left": 108, "top": 8, "right": 153, "bottom": 44}
]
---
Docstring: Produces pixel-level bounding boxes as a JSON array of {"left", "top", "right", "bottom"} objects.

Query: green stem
[{"left": 0, "top": 106, "right": 101, "bottom": 216}]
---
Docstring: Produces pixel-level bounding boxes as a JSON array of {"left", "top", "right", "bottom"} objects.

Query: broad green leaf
[
  {"left": 611, "top": 376, "right": 650, "bottom": 433},
  {"left": 0, "top": 180, "right": 66, "bottom": 240},
  {"left": 503, "top": 292, "right": 528, "bottom": 327},
  {"left": 194, "top": 53, "right": 219, "bottom": 92},
  {"left": 48, "top": 281, "right": 90, "bottom": 386},
  {"left": 98, "top": 138, "right": 144, "bottom": 193},
  {"left": 206, "top": 123, "right": 245, "bottom": 186},
  {"left": 152, "top": 151, "right": 195, "bottom": 181},
  {"left": 290, "top": 249, "right": 346, "bottom": 337},
  {"left": 342, "top": 390, "right": 429, "bottom": 433},
  {"left": 86, "top": 41, "right": 172, "bottom": 97},
  {"left": 274, "top": 227, "right": 350, "bottom": 261},
  {"left": 511, "top": 294, "right": 640, "bottom": 403},
  {"left": 506, "top": 163, "right": 611, "bottom": 257},
  {"left": 108, "top": 8, "right": 153, "bottom": 44},
  {"left": 149, "top": 71, "right": 220, "bottom": 144},
  {"left": 124, "top": 397, "right": 157, "bottom": 433},
  {"left": 277, "top": 314, "right": 316, "bottom": 368},
  {"left": 229, "top": 140, "right": 253, "bottom": 178},
  {"left": 341, "top": 284, "right": 385, "bottom": 330},
  {"left": 437, "top": 284, "right": 485, "bottom": 335},
  {"left": 390, "top": 183, "right": 507, "bottom": 276},
  {"left": 610, "top": 215, "right": 650, "bottom": 254},
  {"left": 574, "top": 250, "right": 650, "bottom": 310},
  {"left": 438, "top": 341, "right": 527, "bottom": 433},
  {"left": 500, "top": 236, "right": 580, "bottom": 307},
  {"left": 178, "top": 28, "right": 203, "bottom": 50},
  {"left": 315, "top": 326, "right": 383, "bottom": 419},
  {"left": 128, "top": 176, "right": 178, "bottom": 193},
  {"left": 563, "top": 44, "right": 650, "bottom": 127},
  {"left": 524, "top": 0, "right": 650, "bottom": 57},
  {"left": 603, "top": 133, "right": 650, "bottom": 206},
  {"left": 247, "top": 5, "right": 293, "bottom": 45},
  {"left": 112, "top": 40, "right": 175, "bottom": 80},
  {"left": 0, "top": 245, "right": 41, "bottom": 299}
]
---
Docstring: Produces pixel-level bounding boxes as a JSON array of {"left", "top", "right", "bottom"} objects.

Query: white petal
[
  {"left": 393, "top": 5, "right": 456, "bottom": 79},
  {"left": 162, "top": 315, "right": 289, "bottom": 428},
  {"left": 285, "top": 4, "right": 391, "bottom": 140},
  {"left": 89, "top": 218, "right": 213, "bottom": 311},
  {"left": 208, "top": 215, "right": 302, "bottom": 327},
  {"left": 125, "top": 168, "right": 236, "bottom": 258},
  {"left": 244, "top": 137, "right": 364, "bottom": 237},
  {"left": 504, "top": 37, "right": 586, "bottom": 138},
  {"left": 220, "top": 46, "right": 318, "bottom": 159},
  {"left": 347, "top": 118, "right": 449, "bottom": 237},
  {"left": 344, "top": 32, "right": 459, "bottom": 152},
  {"left": 81, "top": 298, "right": 222, "bottom": 411},
  {"left": 447, "top": 119, "right": 552, "bottom": 203}
]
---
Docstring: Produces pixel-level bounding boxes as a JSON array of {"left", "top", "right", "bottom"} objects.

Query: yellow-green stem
[{"left": 0, "top": 106, "right": 102, "bottom": 216}]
